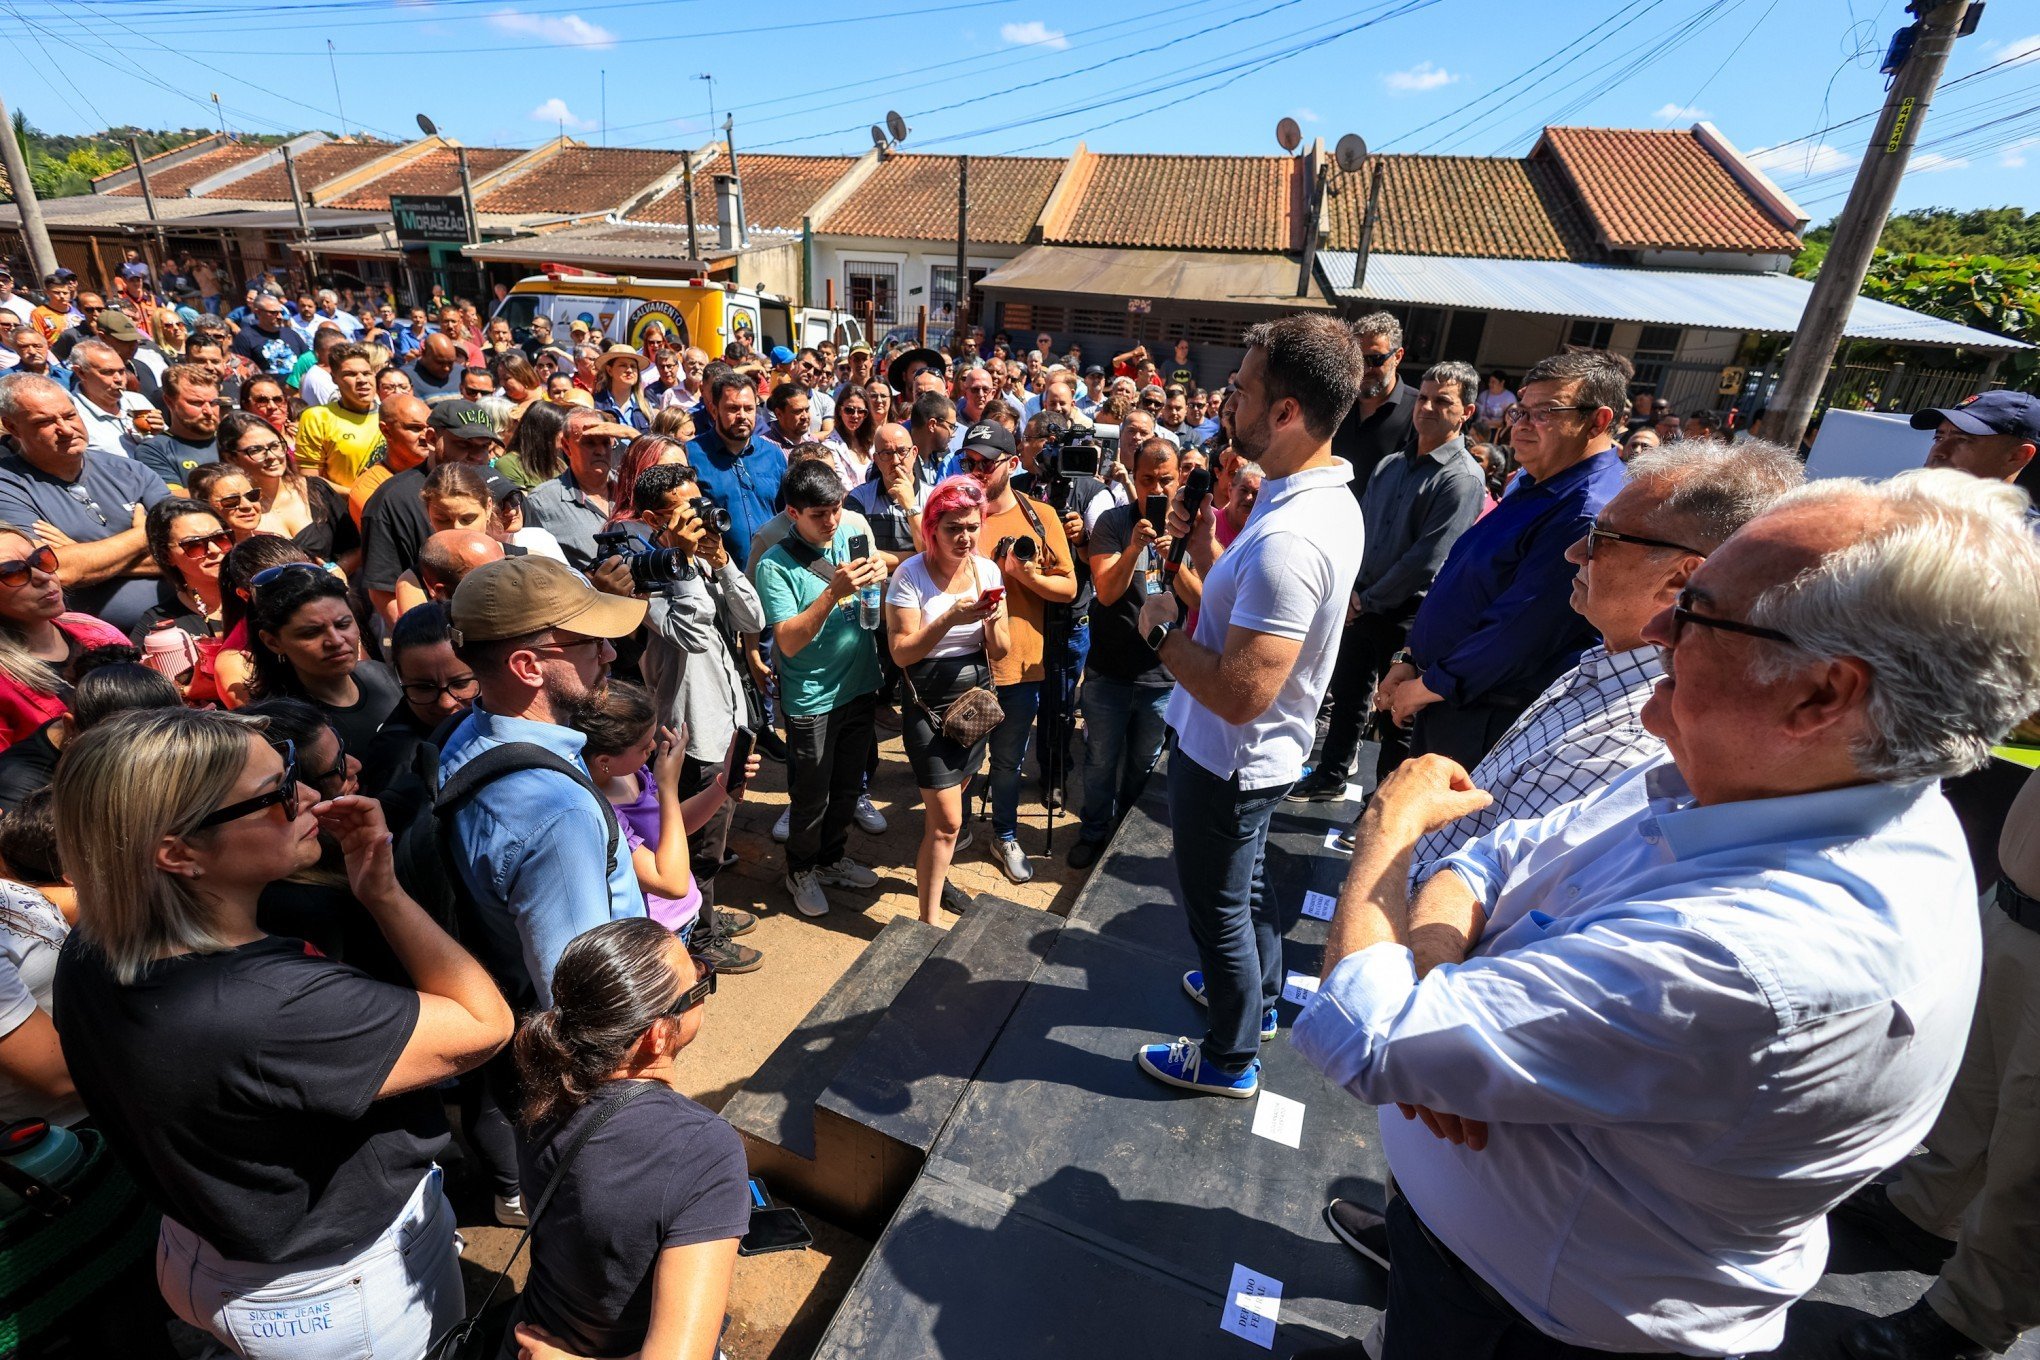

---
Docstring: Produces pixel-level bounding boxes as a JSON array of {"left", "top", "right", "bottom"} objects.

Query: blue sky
[{"left": 7, "top": 0, "right": 2037, "bottom": 227}]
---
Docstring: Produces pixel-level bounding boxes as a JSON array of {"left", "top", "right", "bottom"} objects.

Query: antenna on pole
[{"left": 326, "top": 40, "right": 348, "bottom": 137}]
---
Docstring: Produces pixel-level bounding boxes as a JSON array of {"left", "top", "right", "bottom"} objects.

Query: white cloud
[
  {"left": 1384, "top": 61, "right": 1458, "bottom": 93},
  {"left": 1908, "top": 151, "right": 1969, "bottom": 173},
  {"left": 489, "top": 9, "right": 616, "bottom": 47},
  {"left": 1653, "top": 102, "right": 1709, "bottom": 122},
  {"left": 2002, "top": 138, "right": 2040, "bottom": 170},
  {"left": 1292, "top": 107, "right": 1321, "bottom": 124},
  {"left": 529, "top": 97, "right": 597, "bottom": 131},
  {"left": 1000, "top": 20, "right": 1068, "bottom": 50},
  {"left": 1983, "top": 32, "right": 2040, "bottom": 66},
  {"left": 1745, "top": 142, "right": 1852, "bottom": 178}
]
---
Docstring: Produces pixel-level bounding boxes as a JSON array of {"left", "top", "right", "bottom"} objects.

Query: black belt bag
[{"left": 1998, "top": 877, "right": 2040, "bottom": 934}]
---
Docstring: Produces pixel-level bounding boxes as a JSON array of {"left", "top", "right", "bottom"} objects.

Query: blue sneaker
[
  {"left": 1181, "top": 970, "right": 1278, "bottom": 1040},
  {"left": 1136, "top": 1036, "right": 1261, "bottom": 1098}
]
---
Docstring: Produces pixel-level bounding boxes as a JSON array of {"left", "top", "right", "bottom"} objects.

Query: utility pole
[
  {"left": 0, "top": 92, "right": 57, "bottom": 283},
  {"left": 681, "top": 154, "right": 700, "bottom": 262},
  {"left": 281, "top": 142, "right": 316, "bottom": 285},
  {"left": 126, "top": 135, "right": 166, "bottom": 254},
  {"left": 1767, "top": 0, "right": 1972, "bottom": 451},
  {"left": 455, "top": 144, "right": 480, "bottom": 246},
  {"left": 955, "top": 155, "right": 970, "bottom": 336}
]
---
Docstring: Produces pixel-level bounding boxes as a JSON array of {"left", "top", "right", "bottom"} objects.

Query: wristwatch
[{"left": 1145, "top": 619, "right": 1178, "bottom": 651}]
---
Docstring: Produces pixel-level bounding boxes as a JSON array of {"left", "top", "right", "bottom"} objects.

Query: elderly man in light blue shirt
[{"left": 1293, "top": 470, "right": 2040, "bottom": 1358}]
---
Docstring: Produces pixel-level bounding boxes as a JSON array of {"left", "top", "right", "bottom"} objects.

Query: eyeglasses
[
  {"left": 1668, "top": 587, "right": 1796, "bottom": 648},
  {"left": 194, "top": 740, "right": 298, "bottom": 829},
  {"left": 667, "top": 954, "right": 718, "bottom": 1015},
  {"left": 251, "top": 561, "right": 323, "bottom": 590},
  {"left": 235, "top": 439, "right": 287, "bottom": 459},
  {"left": 1584, "top": 525, "right": 1702, "bottom": 560},
  {"left": 0, "top": 545, "right": 58, "bottom": 587},
  {"left": 60, "top": 482, "right": 110, "bottom": 527},
  {"left": 211, "top": 490, "right": 261, "bottom": 511},
  {"left": 1360, "top": 350, "right": 1399, "bottom": 368},
  {"left": 530, "top": 635, "right": 606, "bottom": 660},
  {"left": 1504, "top": 403, "right": 1601, "bottom": 427},
  {"left": 247, "top": 392, "right": 288, "bottom": 406},
  {"left": 400, "top": 673, "right": 480, "bottom": 704},
  {"left": 175, "top": 530, "right": 235, "bottom": 557},
  {"left": 306, "top": 732, "right": 349, "bottom": 789}
]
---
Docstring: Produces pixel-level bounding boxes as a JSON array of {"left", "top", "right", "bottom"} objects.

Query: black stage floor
[{"left": 815, "top": 764, "right": 2036, "bottom": 1359}]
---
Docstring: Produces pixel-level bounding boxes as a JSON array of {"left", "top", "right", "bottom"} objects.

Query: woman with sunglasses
[
  {"left": 50, "top": 708, "right": 513, "bottom": 1359},
  {"left": 239, "top": 374, "right": 298, "bottom": 462},
  {"left": 217, "top": 410, "right": 360, "bottom": 574},
  {"left": 134, "top": 499, "right": 233, "bottom": 700},
  {"left": 0, "top": 523, "right": 130, "bottom": 747},
  {"left": 246, "top": 564, "right": 400, "bottom": 755},
  {"left": 187, "top": 462, "right": 266, "bottom": 545},
  {"left": 360, "top": 603, "right": 476, "bottom": 796},
  {"left": 825, "top": 387, "right": 876, "bottom": 490},
  {"left": 507, "top": 917, "right": 747, "bottom": 1360}
]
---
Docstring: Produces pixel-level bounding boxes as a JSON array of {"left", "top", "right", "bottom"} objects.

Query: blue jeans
[
  {"left": 1037, "top": 618, "right": 1089, "bottom": 792},
  {"left": 989, "top": 681, "right": 1042, "bottom": 840},
  {"left": 1077, "top": 675, "right": 1170, "bottom": 844},
  {"left": 1168, "top": 752, "right": 1290, "bottom": 1073}
]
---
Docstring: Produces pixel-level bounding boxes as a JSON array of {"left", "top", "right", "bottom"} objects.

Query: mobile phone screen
[
  {"left": 1144, "top": 495, "right": 1169, "bottom": 528},
  {"left": 723, "top": 728, "right": 757, "bottom": 799}
]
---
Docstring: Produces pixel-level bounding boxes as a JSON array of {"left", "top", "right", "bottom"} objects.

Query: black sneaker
[
  {"left": 1285, "top": 769, "right": 1351, "bottom": 803},
  {"left": 1067, "top": 838, "right": 1107, "bottom": 869},
  {"left": 756, "top": 728, "right": 788, "bottom": 763},
  {"left": 695, "top": 930, "right": 763, "bottom": 974},
  {"left": 712, "top": 905, "right": 758, "bottom": 937},
  {"left": 1830, "top": 1182, "right": 1957, "bottom": 1275},
  {"left": 1840, "top": 1299, "right": 1990, "bottom": 1360},
  {"left": 1324, "top": 1199, "right": 1391, "bottom": 1271},
  {"left": 941, "top": 881, "right": 972, "bottom": 914}
]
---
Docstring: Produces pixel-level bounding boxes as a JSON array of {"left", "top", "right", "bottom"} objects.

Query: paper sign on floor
[
  {"left": 1282, "top": 971, "right": 1320, "bottom": 1006},
  {"left": 1301, "top": 890, "right": 1336, "bottom": 920},
  {"left": 1323, "top": 829, "right": 1352, "bottom": 853},
  {"left": 1220, "top": 1262, "right": 1282, "bottom": 1348},
  {"left": 1345, "top": 783, "right": 1366, "bottom": 803},
  {"left": 1251, "top": 1090, "right": 1305, "bottom": 1148}
]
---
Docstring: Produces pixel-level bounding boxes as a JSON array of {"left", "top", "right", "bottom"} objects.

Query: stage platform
[{"left": 767, "top": 762, "right": 2035, "bottom": 1358}]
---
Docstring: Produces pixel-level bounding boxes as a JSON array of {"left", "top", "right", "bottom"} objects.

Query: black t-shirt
[
  {"left": 360, "top": 465, "right": 429, "bottom": 596},
  {"left": 231, "top": 323, "right": 308, "bottom": 378},
  {"left": 0, "top": 721, "right": 59, "bottom": 812},
  {"left": 1330, "top": 377, "right": 1419, "bottom": 494},
  {"left": 1085, "top": 504, "right": 1171, "bottom": 686},
  {"left": 52, "top": 932, "right": 445, "bottom": 1263},
  {"left": 130, "top": 431, "right": 217, "bottom": 491},
  {"left": 294, "top": 475, "right": 361, "bottom": 565},
  {"left": 360, "top": 701, "right": 439, "bottom": 798},
  {"left": 514, "top": 1083, "right": 750, "bottom": 1357},
  {"left": 316, "top": 658, "right": 402, "bottom": 757}
]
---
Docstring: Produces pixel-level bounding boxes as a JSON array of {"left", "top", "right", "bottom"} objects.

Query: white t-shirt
[
  {"left": 0, "top": 294, "right": 34, "bottom": 326},
  {"left": 299, "top": 364, "right": 339, "bottom": 409},
  {"left": 0, "top": 882, "right": 86, "bottom": 1128},
  {"left": 886, "top": 553, "right": 1002, "bottom": 659},
  {"left": 1164, "top": 459, "right": 1366, "bottom": 789}
]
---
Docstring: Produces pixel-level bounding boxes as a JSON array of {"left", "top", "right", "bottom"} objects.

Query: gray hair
[
  {"left": 1351, "top": 310, "right": 1402, "bottom": 350},
  {"left": 1745, "top": 468, "right": 2040, "bottom": 781},
  {"left": 71, "top": 338, "right": 119, "bottom": 369},
  {"left": 1623, "top": 439, "right": 1804, "bottom": 552},
  {"left": 1234, "top": 459, "right": 1265, "bottom": 482},
  {"left": 0, "top": 371, "right": 68, "bottom": 421},
  {"left": 1522, "top": 348, "right": 1633, "bottom": 418},
  {"left": 1423, "top": 360, "right": 1481, "bottom": 408}
]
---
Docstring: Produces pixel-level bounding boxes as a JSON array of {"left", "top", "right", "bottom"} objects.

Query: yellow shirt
[{"left": 295, "top": 402, "right": 386, "bottom": 489}]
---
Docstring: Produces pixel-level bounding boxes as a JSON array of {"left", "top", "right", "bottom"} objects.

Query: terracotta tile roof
[
  {"left": 631, "top": 151, "right": 856, "bottom": 233},
  {"left": 103, "top": 141, "right": 268, "bottom": 198},
  {"left": 198, "top": 139, "right": 401, "bottom": 202},
  {"left": 1536, "top": 126, "right": 1801, "bottom": 253},
  {"left": 328, "top": 147, "right": 525, "bottom": 211},
  {"left": 476, "top": 147, "right": 683, "bottom": 215},
  {"left": 1321, "top": 154, "right": 1601, "bottom": 261},
  {"left": 819, "top": 154, "right": 1062, "bottom": 244},
  {"left": 1048, "top": 154, "right": 1296, "bottom": 252}
]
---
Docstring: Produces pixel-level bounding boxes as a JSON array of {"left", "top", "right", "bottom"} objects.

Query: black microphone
[{"left": 1162, "top": 466, "right": 1212, "bottom": 586}]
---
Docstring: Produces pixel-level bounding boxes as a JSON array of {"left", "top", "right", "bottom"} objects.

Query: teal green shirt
[{"left": 755, "top": 523, "right": 882, "bottom": 718}]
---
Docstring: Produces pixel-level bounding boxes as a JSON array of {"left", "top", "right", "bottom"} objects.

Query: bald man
[
  {"left": 406, "top": 331, "right": 464, "bottom": 405},
  {"left": 416, "top": 528, "right": 505, "bottom": 600}
]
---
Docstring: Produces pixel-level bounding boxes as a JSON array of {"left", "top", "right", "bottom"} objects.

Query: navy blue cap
[{"left": 1909, "top": 390, "right": 2040, "bottom": 442}]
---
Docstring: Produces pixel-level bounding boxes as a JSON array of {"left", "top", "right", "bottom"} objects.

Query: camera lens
[{"left": 1010, "top": 537, "right": 1037, "bottom": 563}]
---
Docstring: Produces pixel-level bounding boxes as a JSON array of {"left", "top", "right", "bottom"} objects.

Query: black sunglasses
[
  {"left": 1585, "top": 525, "right": 1702, "bottom": 560},
  {"left": 194, "top": 740, "right": 298, "bottom": 829},
  {"left": 1669, "top": 588, "right": 1795, "bottom": 648},
  {"left": 176, "top": 530, "right": 235, "bottom": 558},
  {"left": 0, "top": 544, "right": 58, "bottom": 587},
  {"left": 1361, "top": 350, "right": 1399, "bottom": 367},
  {"left": 306, "top": 732, "right": 349, "bottom": 789},
  {"left": 668, "top": 953, "right": 718, "bottom": 1015}
]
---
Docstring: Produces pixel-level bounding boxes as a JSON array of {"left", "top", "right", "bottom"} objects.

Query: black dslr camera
[
  {"left": 991, "top": 535, "right": 1037, "bottom": 564},
  {"left": 593, "top": 529, "right": 691, "bottom": 590},
  {"left": 1034, "top": 428, "right": 1107, "bottom": 515},
  {"left": 691, "top": 492, "right": 734, "bottom": 536}
]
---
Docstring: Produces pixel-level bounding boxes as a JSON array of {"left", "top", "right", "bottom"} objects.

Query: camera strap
[
  {"left": 772, "top": 529, "right": 840, "bottom": 591},
  {"left": 1012, "top": 494, "right": 1063, "bottom": 573}
]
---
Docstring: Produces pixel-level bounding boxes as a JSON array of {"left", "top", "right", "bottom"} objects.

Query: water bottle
[
  {"left": 141, "top": 619, "right": 200, "bottom": 680},
  {"left": 849, "top": 532, "right": 881, "bottom": 630},
  {"left": 0, "top": 1118, "right": 85, "bottom": 1220}
]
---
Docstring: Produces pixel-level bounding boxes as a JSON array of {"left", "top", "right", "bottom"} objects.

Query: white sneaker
[
  {"left": 815, "top": 857, "right": 879, "bottom": 889},
  {"left": 772, "top": 808, "right": 790, "bottom": 843},
  {"left": 989, "top": 835, "right": 1034, "bottom": 884},
  {"left": 784, "top": 869, "right": 829, "bottom": 917},
  {"left": 492, "top": 1193, "right": 527, "bottom": 1228},
  {"left": 854, "top": 793, "right": 888, "bottom": 834}
]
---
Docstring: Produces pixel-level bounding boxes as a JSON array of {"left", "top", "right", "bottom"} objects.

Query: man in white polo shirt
[{"left": 1132, "top": 314, "right": 1368, "bottom": 1097}]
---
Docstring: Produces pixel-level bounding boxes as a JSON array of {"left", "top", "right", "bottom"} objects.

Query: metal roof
[
  {"left": 1316, "top": 251, "right": 2029, "bottom": 351},
  {"left": 168, "top": 207, "right": 392, "bottom": 232}
]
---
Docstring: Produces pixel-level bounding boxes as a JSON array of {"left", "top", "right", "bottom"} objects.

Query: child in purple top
[{"left": 577, "top": 683, "right": 749, "bottom": 937}]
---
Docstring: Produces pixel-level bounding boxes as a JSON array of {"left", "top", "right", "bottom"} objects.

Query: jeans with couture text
[
  {"left": 1168, "top": 752, "right": 1289, "bottom": 1073},
  {"left": 1077, "top": 675, "right": 1170, "bottom": 844}
]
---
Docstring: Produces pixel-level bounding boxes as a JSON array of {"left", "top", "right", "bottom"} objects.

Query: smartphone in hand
[{"left": 723, "top": 728, "right": 757, "bottom": 799}]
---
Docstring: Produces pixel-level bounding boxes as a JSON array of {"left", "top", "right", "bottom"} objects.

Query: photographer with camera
[
  {"left": 1020, "top": 410, "right": 1109, "bottom": 811},
  {"left": 965, "top": 422, "right": 1076, "bottom": 884},
  {"left": 755, "top": 461, "right": 889, "bottom": 918}
]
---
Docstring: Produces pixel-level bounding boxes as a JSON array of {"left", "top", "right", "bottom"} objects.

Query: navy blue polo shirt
[{"left": 0, "top": 447, "right": 170, "bottom": 630}]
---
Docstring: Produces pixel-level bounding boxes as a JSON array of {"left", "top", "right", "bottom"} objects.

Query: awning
[
  {"left": 976, "top": 245, "right": 1332, "bottom": 311},
  {"left": 1315, "top": 252, "right": 2028, "bottom": 351},
  {"left": 168, "top": 207, "right": 392, "bottom": 233},
  {"left": 459, "top": 223, "right": 773, "bottom": 274}
]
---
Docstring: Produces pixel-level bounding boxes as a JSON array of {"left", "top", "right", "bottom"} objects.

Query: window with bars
[
  {"left": 928, "top": 265, "right": 989, "bottom": 324},
  {"left": 844, "top": 261, "right": 900, "bottom": 326},
  {"left": 1568, "top": 319, "right": 1615, "bottom": 351}
]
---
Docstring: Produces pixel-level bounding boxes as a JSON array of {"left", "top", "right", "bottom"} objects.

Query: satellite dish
[
  {"left": 1334, "top": 133, "right": 1368, "bottom": 174},
  {"left": 871, "top": 125, "right": 889, "bottom": 150},
  {"left": 1275, "top": 118, "right": 1302, "bottom": 153},
  {"left": 885, "top": 110, "right": 909, "bottom": 144},
  {"left": 415, "top": 113, "right": 438, "bottom": 137}
]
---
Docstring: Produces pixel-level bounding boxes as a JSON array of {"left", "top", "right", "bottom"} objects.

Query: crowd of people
[{"left": 0, "top": 251, "right": 2034, "bottom": 1360}]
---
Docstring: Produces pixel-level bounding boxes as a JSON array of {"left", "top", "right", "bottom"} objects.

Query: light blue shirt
[
  {"left": 1291, "top": 755, "right": 1981, "bottom": 1357},
  {"left": 438, "top": 704, "right": 646, "bottom": 1008}
]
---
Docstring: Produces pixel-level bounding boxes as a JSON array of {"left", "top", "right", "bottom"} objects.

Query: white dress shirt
[{"left": 1292, "top": 756, "right": 1980, "bottom": 1356}]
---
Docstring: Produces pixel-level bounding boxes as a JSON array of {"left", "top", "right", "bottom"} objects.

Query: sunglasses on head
[
  {"left": 0, "top": 545, "right": 58, "bottom": 587},
  {"left": 194, "top": 739, "right": 298, "bottom": 829},
  {"left": 251, "top": 561, "right": 323, "bottom": 590}
]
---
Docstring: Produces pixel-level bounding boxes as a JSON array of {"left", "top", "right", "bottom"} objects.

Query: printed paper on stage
[
  {"left": 1220, "top": 1262, "right": 1282, "bottom": 1348},
  {"left": 1282, "top": 971, "right": 1320, "bottom": 1006},
  {"left": 1251, "top": 1090, "right": 1305, "bottom": 1148},
  {"left": 1301, "top": 890, "right": 1336, "bottom": 920}
]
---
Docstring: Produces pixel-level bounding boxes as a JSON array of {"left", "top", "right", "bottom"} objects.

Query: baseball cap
[
  {"left": 769, "top": 345, "right": 796, "bottom": 366},
  {"left": 959, "top": 421, "right": 1017, "bottom": 460},
  {"left": 1909, "top": 390, "right": 2040, "bottom": 443},
  {"left": 428, "top": 399, "right": 501, "bottom": 442},
  {"left": 450, "top": 555, "right": 646, "bottom": 645},
  {"left": 849, "top": 341, "right": 873, "bottom": 356},
  {"left": 1083, "top": 364, "right": 1105, "bottom": 376},
  {"left": 96, "top": 310, "right": 141, "bottom": 342},
  {"left": 568, "top": 318, "right": 590, "bottom": 334}
]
